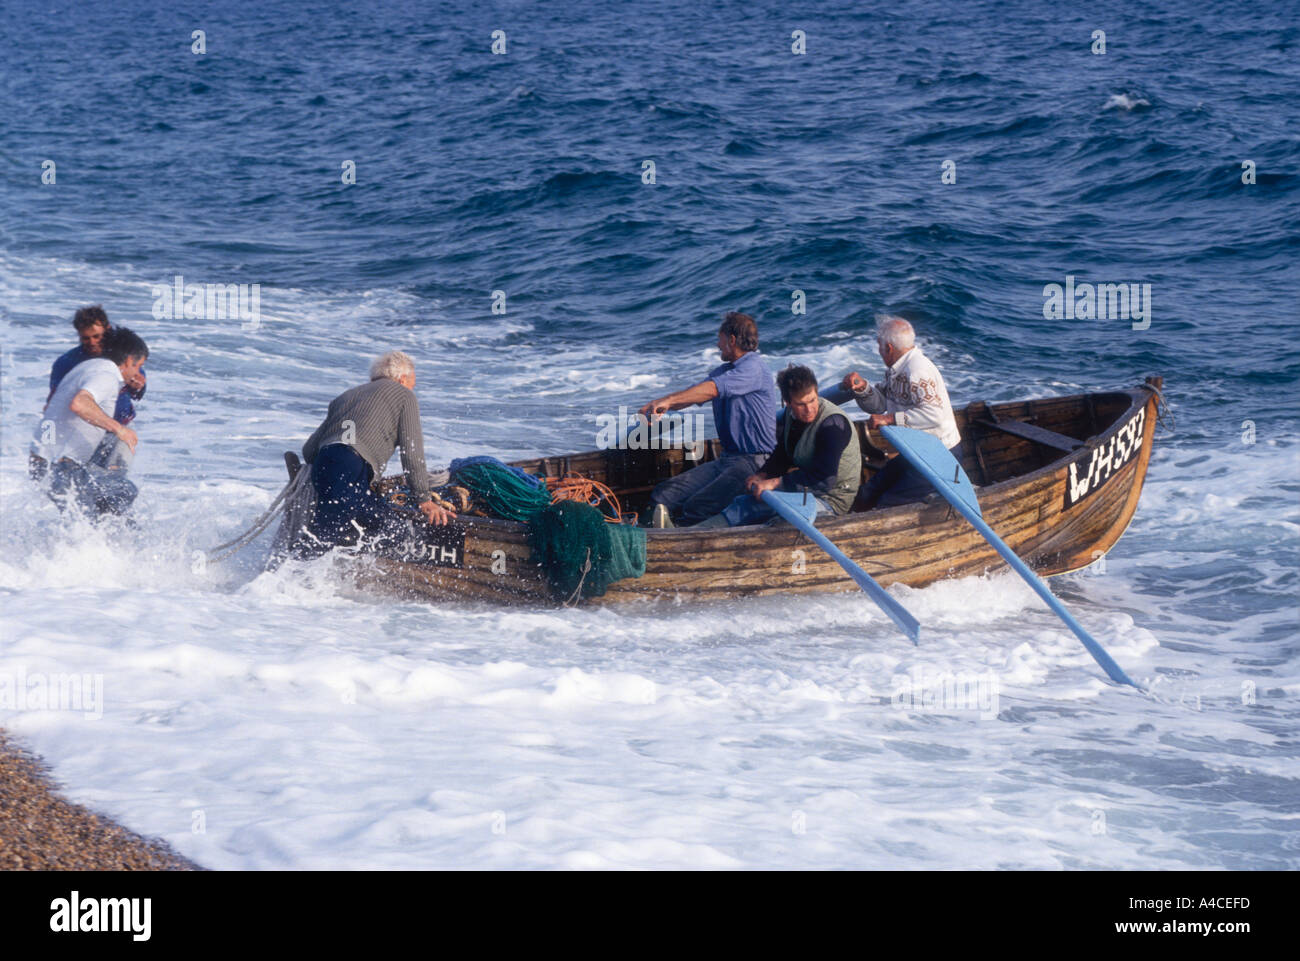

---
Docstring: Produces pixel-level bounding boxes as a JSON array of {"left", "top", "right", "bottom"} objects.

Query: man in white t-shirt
[
  {"left": 841, "top": 316, "right": 962, "bottom": 509},
  {"left": 34, "top": 326, "right": 149, "bottom": 515}
]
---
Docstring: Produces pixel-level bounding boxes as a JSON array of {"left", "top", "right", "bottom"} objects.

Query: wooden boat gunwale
[{"left": 601, "top": 382, "right": 1156, "bottom": 537}]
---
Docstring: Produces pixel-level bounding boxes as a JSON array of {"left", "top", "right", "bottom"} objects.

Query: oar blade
[
  {"left": 878, "top": 426, "right": 982, "bottom": 517},
  {"left": 880, "top": 425, "right": 1139, "bottom": 688}
]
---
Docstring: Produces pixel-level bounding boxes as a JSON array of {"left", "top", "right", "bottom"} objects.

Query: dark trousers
[
  {"left": 858, "top": 442, "right": 963, "bottom": 510},
  {"left": 650, "top": 452, "right": 768, "bottom": 525},
  {"left": 48, "top": 459, "right": 138, "bottom": 516},
  {"left": 308, "top": 444, "right": 409, "bottom": 549}
]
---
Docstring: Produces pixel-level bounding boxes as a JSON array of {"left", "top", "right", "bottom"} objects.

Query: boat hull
[{"left": 352, "top": 381, "right": 1162, "bottom": 606}]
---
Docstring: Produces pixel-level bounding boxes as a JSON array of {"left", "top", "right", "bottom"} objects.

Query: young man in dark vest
[{"left": 700, "top": 364, "right": 861, "bottom": 527}]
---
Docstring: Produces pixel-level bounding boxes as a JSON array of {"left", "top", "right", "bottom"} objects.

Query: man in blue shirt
[
  {"left": 638, "top": 312, "right": 778, "bottom": 526},
  {"left": 46, "top": 305, "right": 146, "bottom": 425}
]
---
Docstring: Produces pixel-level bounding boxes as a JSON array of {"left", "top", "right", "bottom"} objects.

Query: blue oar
[
  {"left": 819, "top": 384, "right": 856, "bottom": 405},
  {"left": 880, "top": 425, "right": 1140, "bottom": 688},
  {"left": 760, "top": 489, "right": 921, "bottom": 644}
]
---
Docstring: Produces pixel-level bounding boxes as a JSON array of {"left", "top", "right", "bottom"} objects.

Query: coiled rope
[
  {"left": 547, "top": 472, "right": 631, "bottom": 523},
  {"left": 1141, "top": 381, "right": 1175, "bottom": 435}
]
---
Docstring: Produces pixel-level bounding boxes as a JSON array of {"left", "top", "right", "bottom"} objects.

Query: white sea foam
[
  {"left": 1103, "top": 93, "right": 1151, "bottom": 111},
  {"left": 0, "top": 250, "right": 1295, "bottom": 869}
]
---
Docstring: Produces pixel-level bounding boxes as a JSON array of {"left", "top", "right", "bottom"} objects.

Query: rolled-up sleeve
[
  {"left": 710, "top": 355, "right": 767, "bottom": 398},
  {"left": 709, "top": 367, "right": 742, "bottom": 398}
]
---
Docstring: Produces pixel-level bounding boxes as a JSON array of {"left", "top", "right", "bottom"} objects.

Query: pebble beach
[{"left": 0, "top": 730, "right": 198, "bottom": 871}]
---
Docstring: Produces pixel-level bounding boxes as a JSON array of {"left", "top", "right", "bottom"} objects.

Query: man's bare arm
[
  {"left": 69, "top": 390, "right": 138, "bottom": 451},
  {"left": 639, "top": 380, "right": 720, "bottom": 420}
]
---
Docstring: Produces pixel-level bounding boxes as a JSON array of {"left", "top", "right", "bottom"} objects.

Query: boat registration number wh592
[
  {"left": 1064, "top": 406, "right": 1145, "bottom": 509},
  {"left": 397, "top": 524, "right": 466, "bottom": 568}
]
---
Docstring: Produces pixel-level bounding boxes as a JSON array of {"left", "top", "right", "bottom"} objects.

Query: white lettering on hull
[{"left": 1065, "top": 406, "right": 1145, "bottom": 508}]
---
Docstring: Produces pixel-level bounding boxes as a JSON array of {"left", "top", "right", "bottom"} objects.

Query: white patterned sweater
[{"left": 851, "top": 346, "right": 962, "bottom": 450}]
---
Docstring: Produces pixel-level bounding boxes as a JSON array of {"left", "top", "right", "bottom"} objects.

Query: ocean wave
[{"left": 1103, "top": 92, "right": 1152, "bottom": 112}]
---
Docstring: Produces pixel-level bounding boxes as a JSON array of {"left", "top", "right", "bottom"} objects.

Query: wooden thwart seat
[{"left": 974, "top": 417, "right": 1084, "bottom": 453}]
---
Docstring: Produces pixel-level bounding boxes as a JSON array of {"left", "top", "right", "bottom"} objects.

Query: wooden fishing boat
[{"left": 339, "top": 377, "right": 1165, "bottom": 606}]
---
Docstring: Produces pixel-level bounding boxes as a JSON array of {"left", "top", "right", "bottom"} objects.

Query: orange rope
[{"left": 547, "top": 472, "right": 626, "bottom": 523}]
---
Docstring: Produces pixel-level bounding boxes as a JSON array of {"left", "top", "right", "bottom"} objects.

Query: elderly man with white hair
[
  {"left": 841, "top": 317, "right": 962, "bottom": 509},
  {"left": 301, "top": 349, "right": 454, "bottom": 549}
]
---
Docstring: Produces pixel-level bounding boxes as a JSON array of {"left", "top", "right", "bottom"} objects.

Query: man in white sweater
[{"left": 841, "top": 317, "right": 962, "bottom": 509}]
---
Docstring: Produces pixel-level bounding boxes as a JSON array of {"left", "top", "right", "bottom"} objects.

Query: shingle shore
[{"left": 0, "top": 730, "right": 200, "bottom": 870}]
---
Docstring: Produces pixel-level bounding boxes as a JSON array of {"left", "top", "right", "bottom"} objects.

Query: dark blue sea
[{"left": 0, "top": 0, "right": 1296, "bottom": 869}]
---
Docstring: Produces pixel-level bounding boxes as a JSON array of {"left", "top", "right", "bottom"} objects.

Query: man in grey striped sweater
[{"left": 302, "top": 350, "right": 454, "bottom": 548}]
